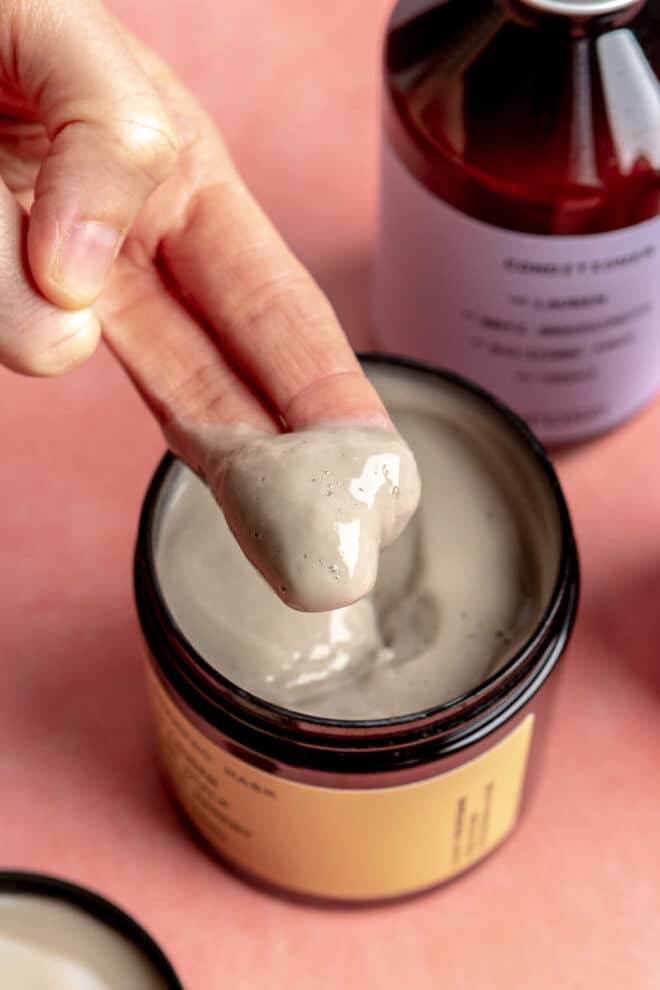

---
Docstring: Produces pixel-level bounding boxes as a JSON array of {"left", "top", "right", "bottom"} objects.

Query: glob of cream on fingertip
[{"left": 165, "top": 420, "right": 421, "bottom": 613}]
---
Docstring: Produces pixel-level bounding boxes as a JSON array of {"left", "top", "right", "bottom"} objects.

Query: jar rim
[{"left": 135, "top": 355, "right": 579, "bottom": 749}]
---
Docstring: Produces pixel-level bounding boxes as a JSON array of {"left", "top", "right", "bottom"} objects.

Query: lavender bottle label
[{"left": 373, "top": 139, "right": 660, "bottom": 442}]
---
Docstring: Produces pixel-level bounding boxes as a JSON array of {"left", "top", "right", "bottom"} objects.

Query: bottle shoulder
[{"left": 383, "top": 0, "right": 660, "bottom": 232}]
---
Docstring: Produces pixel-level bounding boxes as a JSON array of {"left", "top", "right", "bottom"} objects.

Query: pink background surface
[{"left": 1, "top": 1, "right": 659, "bottom": 987}]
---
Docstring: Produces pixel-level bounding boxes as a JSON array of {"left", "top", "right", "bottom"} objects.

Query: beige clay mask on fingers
[
  {"left": 155, "top": 365, "right": 560, "bottom": 719},
  {"left": 165, "top": 420, "right": 421, "bottom": 613}
]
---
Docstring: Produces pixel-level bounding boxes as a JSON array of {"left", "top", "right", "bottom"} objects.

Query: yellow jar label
[{"left": 147, "top": 663, "right": 534, "bottom": 900}]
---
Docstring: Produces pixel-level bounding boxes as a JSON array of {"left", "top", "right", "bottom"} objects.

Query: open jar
[{"left": 134, "top": 356, "right": 579, "bottom": 902}]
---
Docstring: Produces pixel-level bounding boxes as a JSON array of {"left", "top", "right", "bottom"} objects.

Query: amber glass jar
[{"left": 135, "top": 357, "right": 579, "bottom": 902}]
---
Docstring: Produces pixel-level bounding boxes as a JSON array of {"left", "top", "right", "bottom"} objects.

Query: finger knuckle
[
  {"left": 233, "top": 267, "right": 333, "bottom": 338},
  {"left": 111, "top": 111, "right": 179, "bottom": 185},
  {"left": 161, "top": 362, "right": 233, "bottom": 424}
]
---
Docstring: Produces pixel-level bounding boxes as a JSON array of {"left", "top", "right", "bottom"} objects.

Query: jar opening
[{"left": 136, "top": 356, "right": 578, "bottom": 746}]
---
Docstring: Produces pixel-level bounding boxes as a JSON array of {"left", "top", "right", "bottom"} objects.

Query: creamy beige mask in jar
[{"left": 135, "top": 356, "right": 579, "bottom": 902}]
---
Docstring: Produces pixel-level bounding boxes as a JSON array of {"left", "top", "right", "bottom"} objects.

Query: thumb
[
  {"left": 14, "top": 0, "right": 179, "bottom": 311},
  {"left": 0, "top": 179, "right": 99, "bottom": 376}
]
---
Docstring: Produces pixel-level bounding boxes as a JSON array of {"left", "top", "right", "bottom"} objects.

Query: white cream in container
[
  {"left": 0, "top": 872, "right": 182, "bottom": 989},
  {"left": 135, "top": 357, "right": 579, "bottom": 901}
]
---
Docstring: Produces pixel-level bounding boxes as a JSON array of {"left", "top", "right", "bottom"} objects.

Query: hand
[{"left": 0, "top": 0, "right": 388, "bottom": 442}]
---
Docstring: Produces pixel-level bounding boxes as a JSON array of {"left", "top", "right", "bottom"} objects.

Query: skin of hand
[{"left": 0, "top": 0, "right": 390, "bottom": 441}]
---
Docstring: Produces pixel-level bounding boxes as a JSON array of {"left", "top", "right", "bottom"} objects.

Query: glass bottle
[{"left": 373, "top": 0, "right": 660, "bottom": 443}]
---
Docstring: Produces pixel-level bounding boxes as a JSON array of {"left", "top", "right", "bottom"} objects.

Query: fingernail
[{"left": 53, "top": 221, "right": 121, "bottom": 304}]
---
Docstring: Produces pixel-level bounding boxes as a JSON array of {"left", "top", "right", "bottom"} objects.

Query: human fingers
[
  {"left": 2, "top": 0, "right": 179, "bottom": 326},
  {"left": 99, "top": 258, "right": 279, "bottom": 441},
  {"left": 105, "top": 24, "right": 388, "bottom": 431},
  {"left": 0, "top": 180, "right": 99, "bottom": 376},
  {"left": 161, "top": 166, "right": 390, "bottom": 431}
]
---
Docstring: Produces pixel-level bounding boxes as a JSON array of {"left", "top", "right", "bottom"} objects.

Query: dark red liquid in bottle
[{"left": 384, "top": 0, "right": 659, "bottom": 235}]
